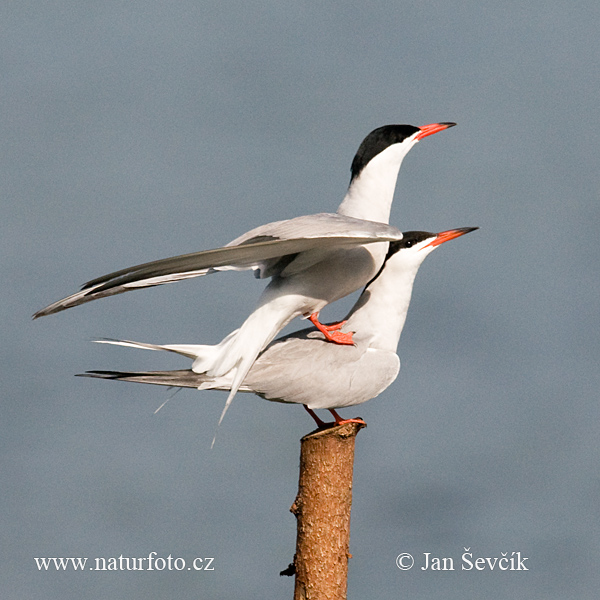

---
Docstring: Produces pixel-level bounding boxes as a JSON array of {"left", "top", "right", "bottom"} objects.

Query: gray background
[{"left": 3, "top": 1, "right": 599, "bottom": 598}]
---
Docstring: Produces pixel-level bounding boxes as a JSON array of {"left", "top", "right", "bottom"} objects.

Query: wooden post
[{"left": 289, "top": 421, "right": 366, "bottom": 600}]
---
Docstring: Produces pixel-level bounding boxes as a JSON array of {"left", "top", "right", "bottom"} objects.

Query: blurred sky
[{"left": 2, "top": 1, "right": 599, "bottom": 598}]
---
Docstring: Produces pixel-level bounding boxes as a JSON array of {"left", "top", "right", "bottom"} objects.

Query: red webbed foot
[
  {"left": 303, "top": 406, "right": 366, "bottom": 429},
  {"left": 329, "top": 409, "right": 366, "bottom": 427},
  {"left": 308, "top": 313, "right": 355, "bottom": 346}
]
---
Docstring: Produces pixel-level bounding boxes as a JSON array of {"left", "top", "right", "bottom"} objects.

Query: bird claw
[
  {"left": 304, "top": 406, "right": 367, "bottom": 429},
  {"left": 308, "top": 313, "right": 355, "bottom": 346},
  {"left": 323, "top": 329, "right": 355, "bottom": 345},
  {"left": 320, "top": 319, "right": 347, "bottom": 332},
  {"left": 329, "top": 409, "right": 366, "bottom": 427},
  {"left": 333, "top": 417, "right": 366, "bottom": 427}
]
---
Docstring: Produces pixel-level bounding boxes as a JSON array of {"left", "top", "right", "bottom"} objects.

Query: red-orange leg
[
  {"left": 329, "top": 409, "right": 366, "bottom": 427},
  {"left": 308, "top": 313, "right": 354, "bottom": 345},
  {"left": 303, "top": 406, "right": 366, "bottom": 429}
]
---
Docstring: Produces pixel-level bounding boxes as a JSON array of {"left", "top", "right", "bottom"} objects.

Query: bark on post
[{"left": 290, "top": 421, "right": 366, "bottom": 600}]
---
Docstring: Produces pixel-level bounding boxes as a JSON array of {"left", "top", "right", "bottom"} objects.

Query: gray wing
[
  {"left": 33, "top": 213, "right": 402, "bottom": 318},
  {"left": 244, "top": 332, "right": 400, "bottom": 409}
]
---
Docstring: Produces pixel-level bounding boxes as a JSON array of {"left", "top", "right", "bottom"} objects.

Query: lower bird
[{"left": 81, "top": 227, "right": 477, "bottom": 433}]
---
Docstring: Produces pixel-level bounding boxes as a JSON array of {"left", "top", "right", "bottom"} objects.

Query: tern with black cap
[{"left": 34, "top": 122, "right": 456, "bottom": 425}]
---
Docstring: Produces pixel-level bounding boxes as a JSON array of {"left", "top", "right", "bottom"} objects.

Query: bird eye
[{"left": 405, "top": 240, "right": 414, "bottom": 248}]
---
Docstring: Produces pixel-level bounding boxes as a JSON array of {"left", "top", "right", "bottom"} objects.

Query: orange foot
[
  {"left": 304, "top": 406, "right": 366, "bottom": 429},
  {"left": 308, "top": 312, "right": 355, "bottom": 345},
  {"left": 329, "top": 409, "right": 366, "bottom": 427}
]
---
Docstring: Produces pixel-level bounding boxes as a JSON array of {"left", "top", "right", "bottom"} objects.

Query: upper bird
[
  {"left": 34, "top": 123, "right": 455, "bottom": 421},
  {"left": 81, "top": 227, "right": 478, "bottom": 429}
]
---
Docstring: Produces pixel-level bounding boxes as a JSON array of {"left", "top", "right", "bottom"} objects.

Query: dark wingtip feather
[{"left": 77, "top": 370, "right": 130, "bottom": 379}]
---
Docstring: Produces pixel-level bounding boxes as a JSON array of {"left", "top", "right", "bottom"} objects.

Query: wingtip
[{"left": 76, "top": 370, "right": 116, "bottom": 379}]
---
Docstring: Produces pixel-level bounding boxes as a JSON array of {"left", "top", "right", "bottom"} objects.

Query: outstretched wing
[{"left": 33, "top": 213, "right": 402, "bottom": 318}]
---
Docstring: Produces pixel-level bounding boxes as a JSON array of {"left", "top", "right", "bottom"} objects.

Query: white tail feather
[
  {"left": 94, "top": 338, "right": 212, "bottom": 360},
  {"left": 207, "top": 302, "right": 298, "bottom": 447},
  {"left": 94, "top": 298, "right": 302, "bottom": 448}
]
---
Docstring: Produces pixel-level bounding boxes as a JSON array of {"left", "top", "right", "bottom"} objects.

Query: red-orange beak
[
  {"left": 423, "top": 227, "right": 479, "bottom": 249},
  {"left": 415, "top": 122, "right": 456, "bottom": 140}
]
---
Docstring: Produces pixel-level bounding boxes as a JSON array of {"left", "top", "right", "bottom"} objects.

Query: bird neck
[
  {"left": 336, "top": 142, "right": 414, "bottom": 223},
  {"left": 344, "top": 259, "right": 421, "bottom": 352}
]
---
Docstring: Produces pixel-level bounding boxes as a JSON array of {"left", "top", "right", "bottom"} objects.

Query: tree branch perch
[{"left": 290, "top": 421, "right": 366, "bottom": 600}]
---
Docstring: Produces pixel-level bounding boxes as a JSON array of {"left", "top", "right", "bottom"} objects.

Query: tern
[
  {"left": 34, "top": 123, "right": 455, "bottom": 419},
  {"left": 80, "top": 227, "right": 477, "bottom": 431}
]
